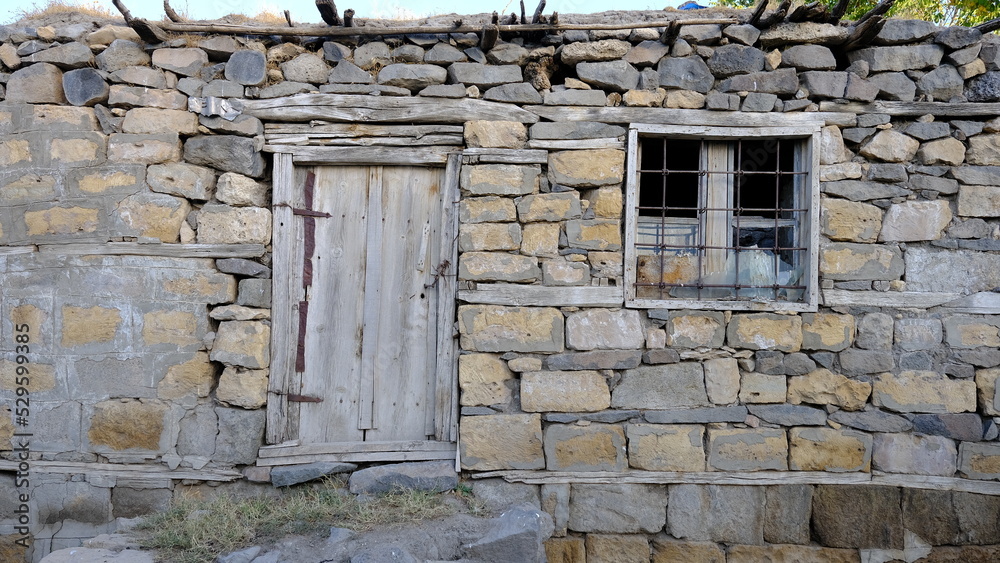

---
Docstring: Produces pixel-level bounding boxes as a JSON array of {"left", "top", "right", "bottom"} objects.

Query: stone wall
[{"left": 2, "top": 10, "right": 1000, "bottom": 562}]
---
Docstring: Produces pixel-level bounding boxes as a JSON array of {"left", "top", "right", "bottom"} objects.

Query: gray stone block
[
  {"left": 217, "top": 258, "right": 271, "bottom": 278},
  {"left": 668, "top": 484, "right": 764, "bottom": 544},
  {"left": 935, "top": 26, "right": 982, "bottom": 49},
  {"left": 177, "top": 404, "right": 217, "bottom": 457},
  {"left": 741, "top": 92, "right": 778, "bottom": 112},
  {"left": 905, "top": 121, "right": 951, "bottom": 141},
  {"left": 719, "top": 68, "right": 799, "bottom": 95},
  {"left": 764, "top": 485, "right": 812, "bottom": 544},
  {"left": 576, "top": 60, "right": 639, "bottom": 92},
  {"left": 708, "top": 44, "right": 765, "bottom": 76},
  {"left": 875, "top": 19, "right": 936, "bottom": 45},
  {"left": 544, "top": 410, "right": 640, "bottom": 424},
  {"left": 328, "top": 61, "right": 373, "bottom": 84},
  {"left": 471, "top": 478, "right": 540, "bottom": 513},
  {"left": 63, "top": 68, "right": 110, "bottom": 107},
  {"left": 612, "top": 363, "right": 708, "bottom": 409},
  {"left": 543, "top": 89, "right": 607, "bottom": 106},
  {"left": 848, "top": 45, "right": 944, "bottom": 72},
  {"left": 965, "top": 71, "right": 1000, "bottom": 102},
  {"left": 271, "top": 462, "right": 357, "bottom": 487},
  {"left": 463, "top": 505, "right": 553, "bottom": 563},
  {"left": 644, "top": 406, "right": 747, "bottom": 424},
  {"left": 377, "top": 63, "right": 447, "bottom": 91},
  {"left": 483, "top": 83, "right": 542, "bottom": 104},
  {"left": 322, "top": 41, "right": 351, "bottom": 62},
  {"left": 225, "top": 50, "right": 266, "bottom": 86},
  {"left": 812, "top": 485, "right": 903, "bottom": 548},
  {"left": 424, "top": 43, "right": 465, "bottom": 64},
  {"left": 418, "top": 83, "right": 467, "bottom": 98},
  {"left": 902, "top": 488, "right": 961, "bottom": 545},
  {"left": 783, "top": 353, "right": 816, "bottom": 375},
  {"left": 899, "top": 351, "right": 933, "bottom": 370},
  {"left": 447, "top": 63, "right": 522, "bottom": 88},
  {"left": 748, "top": 404, "right": 826, "bottom": 426},
  {"left": 214, "top": 407, "right": 265, "bottom": 465},
  {"left": 781, "top": 44, "right": 836, "bottom": 70},
  {"left": 202, "top": 79, "right": 244, "bottom": 98},
  {"left": 917, "top": 64, "right": 964, "bottom": 101},
  {"left": 24, "top": 41, "right": 95, "bottom": 69},
  {"left": 867, "top": 72, "right": 917, "bottom": 101},
  {"left": 5, "top": 62, "right": 65, "bottom": 104},
  {"left": 657, "top": 56, "right": 714, "bottom": 93},
  {"left": 911, "top": 413, "right": 985, "bottom": 442},
  {"left": 545, "top": 350, "right": 641, "bottom": 370},
  {"left": 907, "top": 248, "right": 1000, "bottom": 293},
  {"left": 348, "top": 461, "right": 457, "bottom": 494},
  {"left": 237, "top": 278, "right": 271, "bottom": 308},
  {"left": 529, "top": 122, "right": 625, "bottom": 140},
  {"left": 568, "top": 483, "right": 667, "bottom": 533},
  {"left": 184, "top": 135, "right": 266, "bottom": 178},
  {"left": 755, "top": 351, "right": 785, "bottom": 374},
  {"left": 839, "top": 349, "right": 894, "bottom": 376}
]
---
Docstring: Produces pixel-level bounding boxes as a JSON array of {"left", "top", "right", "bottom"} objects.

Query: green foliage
[{"left": 711, "top": 0, "right": 1000, "bottom": 27}]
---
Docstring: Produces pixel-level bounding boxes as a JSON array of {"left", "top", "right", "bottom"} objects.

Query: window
[{"left": 624, "top": 124, "right": 820, "bottom": 311}]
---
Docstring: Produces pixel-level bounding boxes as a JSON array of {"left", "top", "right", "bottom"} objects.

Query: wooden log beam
[
  {"left": 828, "top": 0, "right": 852, "bottom": 24},
  {"left": 344, "top": 8, "right": 355, "bottom": 27},
  {"left": 480, "top": 23, "right": 499, "bottom": 51},
  {"left": 112, "top": 0, "right": 171, "bottom": 42},
  {"left": 532, "top": 0, "right": 546, "bottom": 23},
  {"left": 747, "top": 0, "right": 769, "bottom": 25},
  {"left": 977, "top": 16, "right": 1000, "bottom": 33},
  {"left": 818, "top": 100, "right": 1000, "bottom": 116},
  {"left": 163, "top": 0, "right": 186, "bottom": 22},
  {"left": 243, "top": 93, "right": 542, "bottom": 124},
  {"left": 284, "top": 10, "right": 293, "bottom": 27},
  {"left": 660, "top": 20, "right": 680, "bottom": 45},
  {"left": 154, "top": 17, "right": 737, "bottom": 37},
  {"left": 841, "top": 15, "right": 888, "bottom": 52},
  {"left": 854, "top": 0, "right": 895, "bottom": 28},
  {"left": 315, "top": 0, "right": 341, "bottom": 26},
  {"left": 524, "top": 105, "right": 856, "bottom": 127},
  {"left": 757, "top": 0, "right": 792, "bottom": 27},
  {"left": 36, "top": 243, "right": 267, "bottom": 258}
]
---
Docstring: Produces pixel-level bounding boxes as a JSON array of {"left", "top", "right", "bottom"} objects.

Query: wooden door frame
[{"left": 262, "top": 148, "right": 461, "bottom": 466}]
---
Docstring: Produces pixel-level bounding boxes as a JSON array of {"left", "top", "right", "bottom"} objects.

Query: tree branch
[
  {"left": 977, "top": 16, "right": 1000, "bottom": 33},
  {"left": 828, "top": 0, "right": 851, "bottom": 24},
  {"left": 343, "top": 9, "right": 354, "bottom": 27},
  {"left": 315, "top": 0, "right": 341, "bottom": 26},
  {"left": 757, "top": 0, "right": 792, "bottom": 28},
  {"left": 854, "top": 0, "right": 894, "bottom": 28},
  {"left": 532, "top": 0, "right": 546, "bottom": 24},
  {"left": 163, "top": 0, "right": 185, "bottom": 22},
  {"left": 747, "top": 0, "right": 768, "bottom": 26}
]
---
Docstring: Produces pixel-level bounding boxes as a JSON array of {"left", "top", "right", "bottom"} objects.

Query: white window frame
[{"left": 624, "top": 123, "right": 821, "bottom": 312}]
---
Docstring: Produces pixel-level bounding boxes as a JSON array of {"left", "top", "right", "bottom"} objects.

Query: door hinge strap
[
  {"left": 287, "top": 393, "right": 323, "bottom": 403},
  {"left": 295, "top": 300, "right": 309, "bottom": 373}
]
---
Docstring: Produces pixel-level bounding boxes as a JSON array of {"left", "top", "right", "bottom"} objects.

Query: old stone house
[{"left": 3, "top": 5, "right": 1000, "bottom": 561}]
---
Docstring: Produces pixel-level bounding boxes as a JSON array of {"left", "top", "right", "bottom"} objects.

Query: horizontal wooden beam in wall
[
  {"left": 37, "top": 242, "right": 266, "bottom": 258},
  {"left": 264, "top": 134, "right": 464, "bottom": 147},
  {"left": 474, "top": 470, "right": 1000, "bottom": 495},
  {"left": 458, "top": 284, "right": 625, "bottom": 307},
  {"left": 258, "top": 440, "right": 456, "bottom": 466},
  {"left": 819, "top": 101, "right": 1000, "bottom": 117},
  {"left": 265, "top": 124, "right": 465, "bottom": 136},
  {"left": 938, "top": 292, "right": 1000, "bottom": 314},
  {"left": 527, "top": 138, "right": 625, "bottom": 150},
  {"left": 821, "top": 289, "right": 960, "bottom": 308},
  {"left": 158, "top": 18, "right": 738, "bottom": 38},
  {"left": 0, "top": 246, "right": 36, "bottom": 256},
  {"left": 242, "top": 94, "right": 540, "bottom": 124},
  {"left": 0, "top": 460, "right": 242, "bottom": 483},
  {"left": 524, "top": 106, "right": 857, "bottom": 128},
  {"left": 271, "top": 145, "right": 456, "bottom": 166},
  {"left": 462, "top": 148, "right": 548, "bottom": 164}
]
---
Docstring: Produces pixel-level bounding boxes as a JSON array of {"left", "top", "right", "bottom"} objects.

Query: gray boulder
[
  {"left": 377, "top": 63, "right": 447, "bottom": 91},
  {"left": 347, "top": 461, "right": 457, "bottom": 494},
  {"left": 271, "top": 462, "right": 357, "bottom": 487},
  {"left": 447, "top": 63, "right": 522, "bottom": 88},
  {"left": 935, "top": 26, "right": 982, "bottom": 49},
  {"left": 966, "top": 71, "right": 1000, "bottom": 102},
  {"left": 23, "top": 41, "right": 94, "bottom": 69},
  {"left": 874, "top": 19, "right": 936, "bottom": 45},
  {"left": 867, "top": 72, "right": 916, "bottom": 101},
  {"left": 463, "top": 505, "right": 554, "bottom": 563},
  {"left": 576, "top": 60, "right": 639, "bottom": 92},
  {"left": 719, "top": 68, "right": 799, "bottom": 95},
  {"left": 5, "top": 62, "right": 65, "bottom": 103},
  {"left": 63, "top": 68, "right": 109, "bottom": 107},
  {"left": 657, "top": 56, "right": 714, "bottom": 93},
  {"left": 707, "top": 44, "right": 765, "bottom": 77},
  {"left": 424, "top": 43, "right": 466, "bottom": 64},
  {"left": 184, "top": 136, "right": 266, "bottom": 178},
  {"left": 917, "top": 64, "right": 964, "bottom": 101},
  {"left": 225, "top": 50, "right": 267, "bottom": 86},
  {"left": 801, "top": 71, "right": 848, "bottom": 98},
  {"left": 280, "top": 53, "right": 329, "bottom": 83},
  {"left": 847, "top": 45, "right": 944, "bottom": 72},
  {"left": 95, "top": 39, "right": 150, "bottom": 72},
  {"left": 781, "top": 44, "right": 836, "bottom": 70},
  {"left": 329, "top": 61, "right": 374, "bottom": 84},
  {"left": 483, "top": 83, "right": 543, "bottom": 104}
]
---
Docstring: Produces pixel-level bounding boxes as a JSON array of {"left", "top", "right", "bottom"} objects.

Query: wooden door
[{"left": 262, "top": 154, "right": 459, "bottom": 465}]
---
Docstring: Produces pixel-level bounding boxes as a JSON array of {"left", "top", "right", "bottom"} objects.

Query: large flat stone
[{"left": 348, "top": 461, "right": 457, "bottom": 494}]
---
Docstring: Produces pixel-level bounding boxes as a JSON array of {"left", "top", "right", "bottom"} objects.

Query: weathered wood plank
[
  {"left": 819, "top": 100, "right": 1000, "bottom": 117},
  {"left": 0, "top": 460, "right": 240, "bottom": 482},
  {"left": 524, "top": 106, "right": 857, "bottom": 127},
  {"left": 271, "top": 146, "right": 455, "bottom": 166},
  {"left": 822, "top": 290, "right": 960, "bottom": 308},
  {"left": 265, "top": 123, "right": 465, "bottom": 136},
  {"left": 265, "top": 134, "right": 463, "bottom": 147},
  {"left": 37, "top": 243, "right": 265, "bottom": 258},
  {"left": 256, "top": 450, "right": 456, "bottom": 466},
  {"left": 939, "top": 292, "right": 1000, "bottom": 314},
  {"left": 0, "top": 246, "right": 36, "bottom": 256},
  {"left": 242, "top": 94, "right": 540, "bottom": 124},
  {"left": 527, "top": 138, "right": 624, "bottom": 150},
  {"left": 471, "top": 469, "right": 1000, "bottom": 496},
  {"left": 436, "top": 154, "right": 462, "bottom": 443},
  {"left": 159, "top": 18, "right": 737, "bottom": 38},
  {"left": 259, "top": 439, "right": 455, "bottom": 456},
  {"left": 267, "top": 153, "right": 297, "bottom": 444},
  {"left": 301, "top": 166, "right": 369, "bottom": 443},
  {"left": 462, "top": 148, "right": 549, "bottom": 164},
  {"left": 357, "top": 166, "right": 385, "bottom": 432},
  {"left": 459, "top": 284, "right": 624, "bottom": 307}
]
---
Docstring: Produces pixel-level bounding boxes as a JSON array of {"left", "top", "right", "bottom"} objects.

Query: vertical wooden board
[
  {"left": 358, "top": 166, "right": 384, "bottom": 431},
  {"left": 623, "top": 129, "right": 639, "bottom": 305},
  {"left": 266, "top": 153, "right": 300, "bottom": 444},
  {"left": 435, "top": 154, "right": 462, "bottom": 442},
  {"left": 365, "top": 166, "right": 445, "bottom": 442},
  {"left": 298, "top": 165, "right": 369, "bottom": 444}
]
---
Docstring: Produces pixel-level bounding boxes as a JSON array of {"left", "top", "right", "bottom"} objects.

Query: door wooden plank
[
  {"left": 259, "top": 440, "right": 456, "bottom": 456},
  {"left": 364, "top": 166, "right": 444, "bottom": 441},
  {"left": 357, "top": 166, "right": 385, "bottom": 431},
  {"left": 435, "top": 154, "right": 462, "bottom": 442},
  {"left": 266, "top": 153, "right": 297, "bottom": 444},
  {"left": 298, "top": 166, "right": 369, "bottom": 443}
]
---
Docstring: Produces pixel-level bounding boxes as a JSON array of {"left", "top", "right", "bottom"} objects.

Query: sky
[{"left": 2, "top": 0, "right": 684, "bottom": 26}]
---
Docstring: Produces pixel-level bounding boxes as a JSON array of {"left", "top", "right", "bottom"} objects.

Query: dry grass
[
  {"left": 223, "top": 10, "right": 289, "bottom": 25},
  {"left": 15, "top": 0, "right": 118, "bottom": 21},
  {"left": 135, "top": 477, "right": 460, "bottom": 563}
]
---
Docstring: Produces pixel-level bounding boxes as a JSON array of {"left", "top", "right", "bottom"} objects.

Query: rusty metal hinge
[{"left": 286, "top": 394, "right": 323, "bottom": 403}]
